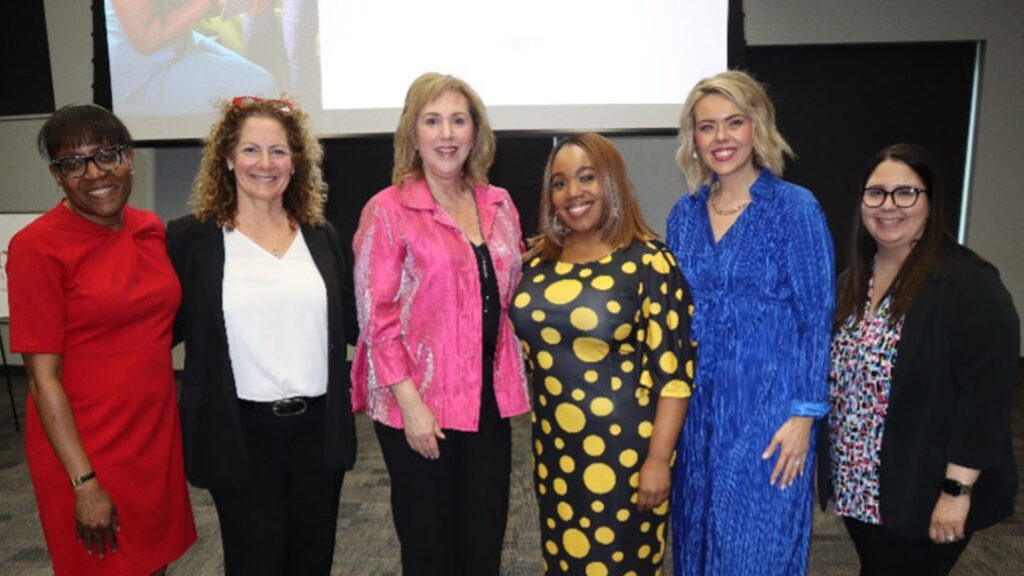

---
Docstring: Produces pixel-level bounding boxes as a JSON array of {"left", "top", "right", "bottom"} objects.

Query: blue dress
[{"left": 665, "top": 170, "right": 834, "bottom": 576}]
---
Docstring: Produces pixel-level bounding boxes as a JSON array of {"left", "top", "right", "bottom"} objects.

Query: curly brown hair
[
  {"left": 392, "top": 73, "right": 496, "bottom": 186},
  {"left": 191, "top": 97, "right": 326, "bottom": 228}
]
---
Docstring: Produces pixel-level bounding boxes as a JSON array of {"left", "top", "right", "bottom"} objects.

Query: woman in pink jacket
[{"left": 351, "top": 72, "right": 530, "bottom": 576}]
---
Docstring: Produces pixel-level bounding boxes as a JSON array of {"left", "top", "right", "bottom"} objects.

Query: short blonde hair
[
  {"left": 675, "top": 70, "right": 793, "bottom": 192},
  {"left": 191, "top": 97, "right": 326, "bottom": 228},
  {"left": 392, "top": 73, "right": 496, "bottom": 186},
  {"left": 527, "top": 133, "right": 655, "bottom": 261}
]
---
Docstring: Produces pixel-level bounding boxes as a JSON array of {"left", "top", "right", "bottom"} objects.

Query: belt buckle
[{"left": 272, "top": 397, "right": 308, "bottom": 417}]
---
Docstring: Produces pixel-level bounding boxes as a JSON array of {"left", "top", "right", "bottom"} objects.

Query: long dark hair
[{"left": 835, "top": 143, "right": 953, "bottom": 326}]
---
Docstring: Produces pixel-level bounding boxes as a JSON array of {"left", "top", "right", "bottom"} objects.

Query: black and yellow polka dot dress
[{"left": 509, "top": 239, "right": 695, "bottom": 576}]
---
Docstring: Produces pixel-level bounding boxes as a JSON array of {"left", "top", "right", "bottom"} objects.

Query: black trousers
[
  {"left": 843, "top": 517, "right": 971, "bottom": 576},
  {"left": 210, "top": 398, "right": 345, "bottom": 576},
  {"left": 375, "top": 389, "right": 512, "bottom": 576}
]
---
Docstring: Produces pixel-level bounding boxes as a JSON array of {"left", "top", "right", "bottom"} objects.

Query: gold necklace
[{"left": 709, "top": 181, "right": 751, "bottom": 216}]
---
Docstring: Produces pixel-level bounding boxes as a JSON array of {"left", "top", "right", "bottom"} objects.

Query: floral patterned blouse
[{"left": 828, "top": 277, "right": 904, "bottom": 525}]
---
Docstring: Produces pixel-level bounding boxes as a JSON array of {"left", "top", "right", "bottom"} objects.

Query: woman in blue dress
[{"left": 666, "top": 70, "right": 835, "bottom": 575}]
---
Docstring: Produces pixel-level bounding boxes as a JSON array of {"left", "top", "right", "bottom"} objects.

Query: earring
[{"left": 551, "top": 213, "right": 570, "bottom": 237}]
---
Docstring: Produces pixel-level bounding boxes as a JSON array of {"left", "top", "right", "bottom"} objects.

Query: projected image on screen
[{"left": 104, "top": 0, "right": 727, "bottom": 140}]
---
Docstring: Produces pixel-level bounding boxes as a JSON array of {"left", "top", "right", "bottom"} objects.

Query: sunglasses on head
[{"left": 232, "top": 96, "right": 294, "bottom": 112}]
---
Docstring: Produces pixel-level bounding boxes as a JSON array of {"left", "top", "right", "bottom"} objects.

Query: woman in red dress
[{"left": 6, "top": 104, "right": 196, "bottom": 576}]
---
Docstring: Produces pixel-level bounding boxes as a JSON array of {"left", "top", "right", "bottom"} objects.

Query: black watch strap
[{"left": 942, "top": 478, "right": 973, "bottom": 496}]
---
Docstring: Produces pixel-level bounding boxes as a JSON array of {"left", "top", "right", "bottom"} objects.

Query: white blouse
[{"left": 222, "top": 228, "right": 329, "bottom": 401}]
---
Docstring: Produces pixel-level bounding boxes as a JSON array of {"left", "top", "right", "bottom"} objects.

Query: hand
[
  {"left": 762, "top": 416, "right": 813, "bottom": 490},
  {"left": 74, "top": 481, "right": 119, "bottom": 558},
  {"left": 929, "top": 493, "right": 970, "bottom": 544},
  {"left": 400, "top": 400, "right": 445, "bottom": 460},
  {"left": 637, "top": 456, "right": 671, "bottom": 512}
]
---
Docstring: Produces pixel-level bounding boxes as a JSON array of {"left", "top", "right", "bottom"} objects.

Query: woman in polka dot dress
[{"left": 510, "top": 133, "right": 695, "bottom": 576}]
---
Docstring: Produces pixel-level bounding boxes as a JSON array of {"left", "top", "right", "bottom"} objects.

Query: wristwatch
[{"left": 942, "top": 478, "right": 973, "bottom": 497}]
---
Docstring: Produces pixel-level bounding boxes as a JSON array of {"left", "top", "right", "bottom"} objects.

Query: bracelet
[{"left": 70, "top": 471, "right": 96, "bottom": 488}]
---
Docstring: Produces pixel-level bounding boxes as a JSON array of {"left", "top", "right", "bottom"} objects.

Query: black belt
[{"left": 238, "top": 395, "right": 324, "bottom": 417}]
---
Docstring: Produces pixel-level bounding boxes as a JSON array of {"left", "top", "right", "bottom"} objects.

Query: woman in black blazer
[
  {"left": 166, "top": 97, "right": 356, "bottom": 576},
  {"left": 818, "top": 143, "right": 1018, "bottom": 575}
]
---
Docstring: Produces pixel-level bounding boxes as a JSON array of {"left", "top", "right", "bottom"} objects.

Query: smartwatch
[{"left": 942, "top": 478, "right": 973, "bottom": 497}]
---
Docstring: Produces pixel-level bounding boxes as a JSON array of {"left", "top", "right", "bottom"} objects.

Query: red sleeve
[{"left": 7, "top": 227, "right": 66, "bottom": 353}]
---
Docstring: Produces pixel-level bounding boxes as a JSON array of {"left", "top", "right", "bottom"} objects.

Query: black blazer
[
  {"left": 167, "top": 215, "right": 358, "bottom": 490},
  {"left": 819, "top": 244, "right": 1019, "bottom": 538}
]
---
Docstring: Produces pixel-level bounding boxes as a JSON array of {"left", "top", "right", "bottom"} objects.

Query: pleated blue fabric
[{"left": 666, "top": 170, "right": 835, "bottom": 576}]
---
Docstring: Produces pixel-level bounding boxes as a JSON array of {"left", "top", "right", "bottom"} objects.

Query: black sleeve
[{"left": 325, "top": 221, "right": 359, "bottom": 345}]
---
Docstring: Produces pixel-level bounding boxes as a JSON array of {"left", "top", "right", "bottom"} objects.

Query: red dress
[{"left": 7, "top": 203, "right": 196, "bottom": 576}]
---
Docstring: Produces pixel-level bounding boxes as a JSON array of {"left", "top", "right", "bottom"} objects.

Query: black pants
[
  {"left": 375, "top": 390, "right": 511, "bottom": 576},
  {"left": 210, "top": 398, "right": 345, "bottom": 576},
  {"left": 843, "top": 516, "right": 971, "bottom": 576}
]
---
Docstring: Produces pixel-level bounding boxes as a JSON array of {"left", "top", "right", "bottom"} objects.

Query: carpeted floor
[{"left": 1, "top": 367, "right": 1021, "bottom": 575}]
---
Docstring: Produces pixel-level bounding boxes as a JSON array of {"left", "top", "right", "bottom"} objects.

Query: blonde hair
[
  {"left": 391, "top": 73, "right": 496, "bottom": 186},
  {"left": 527, "top": 133, "right": 656, "bottom": 261},
  {"left": 191, "top": 97, "right": 326, "bottom": 228},
  {"left": 675, "top": 70, "right": 793, "bottom": 192}
]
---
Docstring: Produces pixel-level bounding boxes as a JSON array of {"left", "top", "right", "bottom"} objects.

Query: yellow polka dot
[
  {"left": 539, "top": 394, "right": 548, "bottom": 406},
  {"left": 621, "top": 261, "right": 638, "bottom": 274},
  {"left": 532, "top": 309, "right": 546, "bottom": 322},
  {"left": 621, "top": 360, "right": 635, "bottom": 373},
  {"left": 666, "top": 310, "right": 680, "bottom": 330},
  {"left": 659, "top": 351, "right": 678, "bottom": 373},
  {"left": 538, "top": 463, "right": 549, "bottom": 479},
  {"left": 591, "top": 500, "right": 605, "bottom": 513},
  {"left": 616, "top": 508, "right": 631, "bottom": 522},
  {"left": 590, "top": 397, "right": 613, "bottom": 416},
  {"left": 641, "top": 253, "right": 652, "bottom": 264},
  {"left": 584, "top": 370, "right": 598, "bottom": 383},
  {"left": 619, "top": 343, "right": 636, "bottom": 355},
  {"left": 595, "top": 526, "right": 615, "bottom": 545},
  {"left": 619, "top": 449, "right": 639, "bottom": 468},
  {"left": 583, "top": 463, "right": 616, "bottom": 494},
  {"left": 554, "top": 437, "right": 565, "bottom": 449},
  {"left": 545, "top": 539, "right": 558, "bottom": 555},
  {"left": 555, "top": 403, "right": 586, "bottom": 433},
  {"left": 641, "top": 297, "right": 652, "bottom": 317},
  {"left": 638, "top": 421, "right": 653, "bottom": 438},
  {"left": 514, "top": 292, "right": 531, "bottom": 308},
  {"left": 646, "top": 321, "right": 663, "bottom": 350},
  {"left": 560, "top": 560, "right": 568, "bottom": 571},
  {"left": 538, "top": 351, "right": 554, "bottom": 369},
  {"left": 534, "top": 439, "right": 543, "bottom": 455},
  {"left": 629, "top": 472, "right": 640, "bottom": 488},
  {"left": 637, "top": 393, "right": 650, "bottom": 407},
  {"left": 541, "top": 327, "right": 562, "bottom": 345},
  {"left": 650, "top": 251, "right": 671, "bottom": 274},
  {"left": 609, "top": 423, "right": 622, "bottom": 436},
  {"left": 583, "top": 435, "right": 606, "bottom": 456},
  {"left": 640, "top": 521, "right": 651, "bottom": 533},
  {"left": 560, "top": 455, "right": 576, "bottom": 473},
  {"left": 544, "top": 279, "right": 584, "bottom": 305},
  {"left": 606, "top": 301, "right": 621, "bottom": 314},
  {"left": 563, "top": 528, "right": 590, "bottom": 559},
  {"left": 612, "top": 551, "right": 624, "bottom": 562},
  {"left": 547, "top": 517, "right": 556, "bottom": 529},
  {"left": 544, "top": 376, "right": 563, "bottom": 396},
  {"left": 557, "top": 501, "right": 573, "bottom": 521},
  {"left": 534, "top": 273, "right": 546, "bottom": 283},
  {"left": 574, "top": 337, "right": 610, "bottom": 363},
  {"left": 688, "top": 303, "right": 695, "bottom": 315},
  {"left": 529, "top": 257, "right": 542, "bottom": 268},
  {"left": 660, "top": 281, "right": 669, "bottom": 294},
  {"left": 539, "top": 483, "right": 547, "bottom": 495},
  {"left": 586, "top": 562, "right": 609, "bottom": 576},
  {"left": 654, "top": 499, "right": 669, "bottom": 515},
  {"left": 579, "top": 268, "right": 593, "bottom": 278},
  {"left": 638, "top": 544, "right": 652, "bottom": 559},
  {"left": 541, "top": 419, "right": 552, "bottom": 434},
  {"left": 554, "top": 477, "right": 568, "bottom": 495},
  {"left": 613, "top": 323, "right": 633, "bottom": 341},
  {"left": 554, "top": 262, "right": 574, "bottom": 275},
  {"left": 591, "top": 275, "right": 615, "bottom": 290},
  {"left": 650, "top": 301, "right": 663, "bottom": 315},
  {"left": 610, "top": 377, "right": 623, "bottom": 391},
  {"left": 570, "top": 307, "right": 599, "bottom": 331},
  {"left": 686, "top": 359, "right": 695, "bottom": 379},
  {"left": 579, "top": 517, "right": 591, "bottom": 528},
  {"left": 571, "top": 389, "right": 585, "bottom": 401}
]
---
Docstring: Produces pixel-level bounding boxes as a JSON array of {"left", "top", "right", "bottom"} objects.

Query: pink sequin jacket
[{"left": 351, "top": 179, "right": 530, "bottom": 430}]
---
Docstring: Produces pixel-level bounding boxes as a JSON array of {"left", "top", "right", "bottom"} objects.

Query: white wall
[{"left": 0, "top": 0, "right": 1021, "bottom": 357}]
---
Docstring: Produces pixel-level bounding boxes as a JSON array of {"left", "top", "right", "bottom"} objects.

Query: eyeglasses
[
  {"left": 232, "top": 96, "right": 294, "bottom": 112},
  {"left": 861, "top": 186, "right": 926, "bottom": 208},
  {"left": 50, "top": 145, "right": 129, "bottom": 179}
]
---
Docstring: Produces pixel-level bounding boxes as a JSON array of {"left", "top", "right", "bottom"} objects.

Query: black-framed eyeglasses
[
  {"left": 861, "top": 186, "right": 926, "bottom": 208},
  {"left": 50, "top": 145, "right": 129, "bottom": 179}
]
